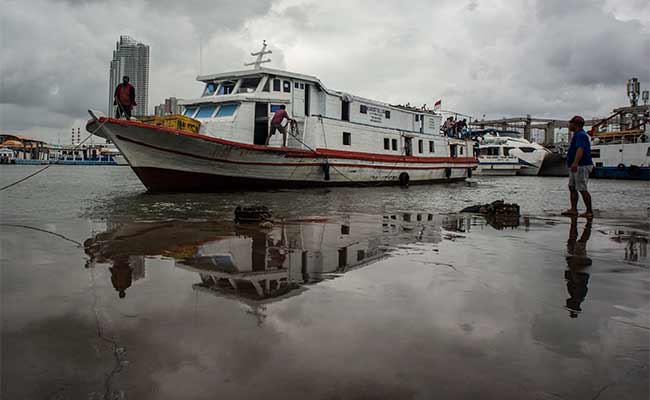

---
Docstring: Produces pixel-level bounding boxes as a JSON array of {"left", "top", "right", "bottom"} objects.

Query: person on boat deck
[
  {"left": 562, "top": 115, "right": 594, "bottom": 218},
  {"left": 267, "top": 105, "right": 295, "bottom": 146},
  {"left": 113, "top": 76, "right": 137, "bottom": 120}
]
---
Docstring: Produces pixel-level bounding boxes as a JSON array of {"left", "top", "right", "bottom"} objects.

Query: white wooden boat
[
  {"left": 475, "top": 138, "right": 522, "bottom": 176},
  {"left": 88, "top": 43, "right": 477, "bottom": 192}
]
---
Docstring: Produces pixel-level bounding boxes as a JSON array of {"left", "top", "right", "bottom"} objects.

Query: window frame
[
  {"left": 272, "top": 79, "right": 281, "bottom": 91},
  {"left": 360, "top": 104, "right": 368, "bottom": 114},
  {"left": 418, "top": 139, "right": 423, "bottom": 153},
  {"left": 343, "top": 131, "right": 352, "bottom": 146},
  {"left": 429, "top": 140, "right": 435, "bottom": 153},
  {"left": 391, "top": 138, "right": 398, "bottom": 151},
  {"left": 384, "top": 138, "right": 390, "bottom": 150},
  {"left": 195, "top": 104, "right": 218, "bottom": 118},
  {"left": 184, "top": 106, "right": 198, "bottom": 118},
  {"left": 283, "top": 80, "right": 291, "bottom": 93},
  {"left": 385, "top": 110, "right": 391, "bottom": 119},
  {"left": 215, "top": 103, "right": 238, "bottom": 117}
]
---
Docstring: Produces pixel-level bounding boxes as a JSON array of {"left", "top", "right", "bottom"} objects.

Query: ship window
[
  {"left": 184, "top": 106, "right": 198, "bottom": 117},
  {"left": 343, "top": 132, "right": 351, "bottom": 146},
  {"left": 216, "top": 103, "right": 238, "bottom": 117},
  {"left": 360, "top": 105, "right": 368, "bottom": 114},
  {"left": 294, "top": 82, "right": 300, "bottom": 89},
  {"left": 460, "top": 147, "right": 464, "bottom": 155},
  {"left": 273, "top": 79, "right": 281, "bottom": 91},
  {"left": 418, "top": 139, "right": 423, "bottom": 153},
  {"left": 196, "top": 105, "right": 217, "bottom": 118},
  {"left": 270, "top": 104, "right": 283, "bottom": 113},
  {"left": 590, "top": 149, "right": 601, "bottom": 158},
  {"left": 384, "top": 138, "right": 390, "bottom": 150},
  {"left": 203, "top": 82, "right": 218, "bottom": 96},
  {"left": 238, "top": 77, "right": 261, "bottom": 93},
  {"left": 262, "top": 78, "right": 270, "bottom": 92},
  {"left": 219, "top": 81, "right": 236, "bottom": 95},
  {"left": 503, "top": 147, "right": 513, "bottom": 156},
  {"left": 391, "top": 138, "right": 398, "bottom": 150},
  {"left": 300, "top": 83, "right": 305, "bottom": 89},
  {"left": 283, "top": 80, "right": 291, "bottom": 93},
  {"left": 385, "top": 110, "right": 391, "bottom": 119},
  {"left": 519, "top": 147, "right": 536, "bottom": 153},
  {"left": 415, "top": 115, "right": 419, "bottom": 122},
  {"left": 429, "top": 140, "right": 435, "bottom": 152}
]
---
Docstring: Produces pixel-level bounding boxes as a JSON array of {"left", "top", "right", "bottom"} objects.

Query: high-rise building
[
  {"left": 109, "top": 35, "right": 150, "bottom": 117},
  {"left": 154, "top": 97, "right": 183, "bottom": 116}
]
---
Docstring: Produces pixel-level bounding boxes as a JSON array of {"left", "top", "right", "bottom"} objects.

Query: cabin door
[
  {"left": 404, "top": 137, "right": 413, "bottom": 156},
  {"left": 342, "top": 100, "right": 350, "bottom": 121},
  {"left": 254, "top": 102, "right": 269, "bottom": 145},
  {"left": 292, "top": 81, "right": 305, "bottom": 118}
]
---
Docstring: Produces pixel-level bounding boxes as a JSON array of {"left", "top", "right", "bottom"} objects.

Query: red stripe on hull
[
  {"left": 132, "top": 167, "right": 467, "bottom": 192},
  {"left": 98, "top": 117, "right": 476, "bottom": 165},
  {"left": 116, "top": 134, "right": 475, "bottom": 170}
]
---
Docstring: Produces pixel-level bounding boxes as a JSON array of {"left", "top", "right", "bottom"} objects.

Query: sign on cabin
[
  {"left": 428, "top": 117, "right": 436, "bottom": 131},
  {"left": 367, "top": 106, "right": 384, "bottom": 124}
]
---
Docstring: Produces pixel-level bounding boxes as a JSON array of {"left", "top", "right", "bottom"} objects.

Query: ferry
[
  {"left": 589, "top": 104, "right": 649, "bottom": 180},
  {"left": 475, "top": 137, "right": 522, "bottom": 176},
  {"left": 472, "top": 129, "right": 549, "bottom": 175},
  {"left": 87, "top": 42, "right": 476, "bottom": 192}
]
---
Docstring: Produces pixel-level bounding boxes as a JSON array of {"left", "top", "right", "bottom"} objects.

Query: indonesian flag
[{"left": 433, "top": 99, "right": 442, "bottom": 110}]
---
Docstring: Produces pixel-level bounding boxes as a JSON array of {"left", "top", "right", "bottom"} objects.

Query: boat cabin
[{"left": 177, "top": 44, "right": 472, "bottom": 159}]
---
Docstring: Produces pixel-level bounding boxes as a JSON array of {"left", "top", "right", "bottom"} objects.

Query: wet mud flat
[
  {"left": 1, "top": 167, "right": 649, "bottom": 399},
  {"left": 2, "top": 209, "right": 648, "bottom": 399}
]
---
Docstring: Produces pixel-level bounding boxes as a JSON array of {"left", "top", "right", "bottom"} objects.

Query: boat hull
[
  {"left": 591, "top": 166, "right": 650, "bottom": 180},
  {"left": 88, "top": 118, "right": 477, "bottom": 192}
]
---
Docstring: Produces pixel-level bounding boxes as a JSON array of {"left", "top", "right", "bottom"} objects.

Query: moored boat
[
  {"left": 475, "top": 137, "right": 522, "bottom": 176},
  {"left": 87, "top": 43, "right": 477, "bottom": 192},
  {"left": 472, "top": 129, "right": 550, "bottom": 176}
]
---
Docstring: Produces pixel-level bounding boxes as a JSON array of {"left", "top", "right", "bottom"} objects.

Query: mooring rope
[{"left": 0, "top": 115, "right": 110, "bottom": 192}]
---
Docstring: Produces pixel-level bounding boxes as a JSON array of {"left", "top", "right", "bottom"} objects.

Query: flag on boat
[{"left": 433, "top": 99, "right": 442, "bottom": 110}]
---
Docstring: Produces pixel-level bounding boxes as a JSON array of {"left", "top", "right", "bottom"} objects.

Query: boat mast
[{"left": 244, "top": 40, "right": 272, "bottom": 69}]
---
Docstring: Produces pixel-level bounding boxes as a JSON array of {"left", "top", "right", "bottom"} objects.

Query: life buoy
[{"left": 398, "top": 172, "right": 410, "bottom": 187}]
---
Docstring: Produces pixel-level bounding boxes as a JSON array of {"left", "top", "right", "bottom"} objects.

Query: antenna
[{"left": 244, "top": 40, "right": 272, "bottom": 69}]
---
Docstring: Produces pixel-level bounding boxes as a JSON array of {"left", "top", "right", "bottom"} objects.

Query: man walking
[
  {"left": 113, "top": 76, "right": 137, "bottom": 119},
  {"left": 562, "top": 115, "right": 594, "bottom": 218}
]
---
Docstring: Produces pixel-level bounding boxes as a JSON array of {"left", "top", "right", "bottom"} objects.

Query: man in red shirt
[
  {"left": 266, "top": 105, "right": 295, "bottom": 146},
  {"left": 113, "top": 76, "right": 137, "bottom": 119}
]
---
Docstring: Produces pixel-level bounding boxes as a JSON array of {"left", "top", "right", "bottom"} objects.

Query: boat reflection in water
[{"left": 84, "top": 213, "right": 464, "bottom": 304}]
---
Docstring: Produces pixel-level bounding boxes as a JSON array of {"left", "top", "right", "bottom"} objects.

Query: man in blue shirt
[{"left": 562, "top": 116, "right": 594, "bottom": 218}]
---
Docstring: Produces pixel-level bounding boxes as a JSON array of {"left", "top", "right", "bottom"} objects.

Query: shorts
[
  {"left": 269, "top": 124, "right": 286, "bottom": 136},
  {"left": 568, "top": 165, "right": 593, "bottom": 192}
]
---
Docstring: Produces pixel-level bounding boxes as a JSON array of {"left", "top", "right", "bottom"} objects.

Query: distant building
[
  {"left": 109, "top": 35, "right": 150, "bottom": 117},
  {"left": 154, "top": 97, "right": 183, "bottom": 116}
]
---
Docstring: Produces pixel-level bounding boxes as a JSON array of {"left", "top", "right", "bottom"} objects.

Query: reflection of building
[{"left": 109, "top": 35, "right": 150, "bottom": 117}]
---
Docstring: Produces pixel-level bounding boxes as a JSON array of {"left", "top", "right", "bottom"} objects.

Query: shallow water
[{"left": 1, "top": 166, "right": 649, "bottom": 399}]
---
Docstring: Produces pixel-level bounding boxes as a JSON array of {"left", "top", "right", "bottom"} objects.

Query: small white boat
[
  {"left": 87, "top": 42, "right": 477, "bottom": 192},
  {"left": 473, "top": 129, "right": 550, "bottom": 176},
  {"left": 475, "top": 138, "right": 522, "bottom": 176}
]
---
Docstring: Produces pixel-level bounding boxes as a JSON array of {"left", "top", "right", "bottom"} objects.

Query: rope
[
  {"left": 0, "top": 116, "right": 110, "bottom": 192},
  {"left": 283, "top": 117, "right": 408, "bottom": 187}
]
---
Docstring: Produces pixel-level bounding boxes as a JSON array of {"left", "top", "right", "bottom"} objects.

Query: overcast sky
[{"left": 1, "top": 0, "right": 649, "bottom": 143}]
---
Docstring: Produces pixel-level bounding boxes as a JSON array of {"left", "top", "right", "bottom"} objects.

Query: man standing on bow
[
  {"left": 113, "top": 76, "right": 137, "bottom": 119},
  {"left": 562, "top": 115, "right": 594, "bottom": 218}
]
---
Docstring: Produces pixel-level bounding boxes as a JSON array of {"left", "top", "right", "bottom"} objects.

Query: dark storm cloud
[{"left": 0, "top": 0, "right": 648, "bottom": 141}]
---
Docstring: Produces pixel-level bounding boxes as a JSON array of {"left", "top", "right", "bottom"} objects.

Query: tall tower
[{"left": 109, "top": 35, "right": 150, "bottom": 117}]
